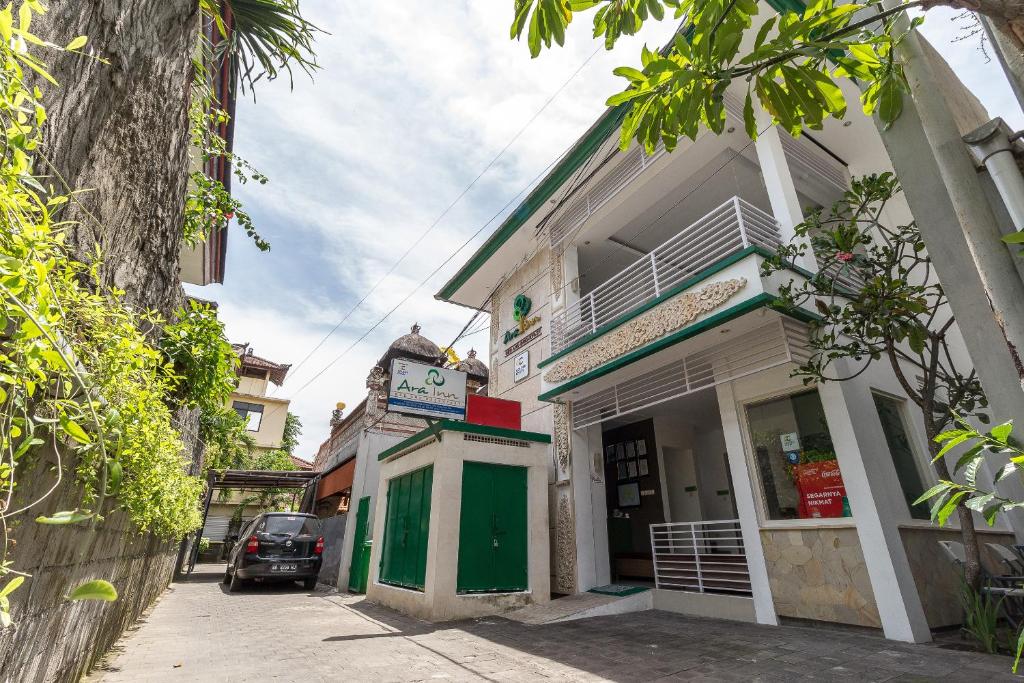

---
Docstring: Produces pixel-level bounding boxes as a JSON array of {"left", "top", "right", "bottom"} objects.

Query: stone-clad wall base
[
  {"left": 900, "top": 525, "right": 1015, "bottom": 629},
  {"left": 0, "top": 409, "right": 201, "bottom": 682},
  {"left": 760, "top": 527, "right": 881, "bottom": 628}
]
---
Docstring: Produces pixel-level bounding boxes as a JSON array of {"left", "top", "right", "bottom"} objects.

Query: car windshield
[{"left": 258, "top": 515, "right": 320, "bottom": 536}]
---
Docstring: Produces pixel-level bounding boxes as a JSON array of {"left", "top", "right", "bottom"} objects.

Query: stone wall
[
  {"left": 760, "top": 526, "right": 881, "bottom": 628},
  {"left": 0, "top": 410, "right": 202, "bottom": 682},
  {"left": 900, "top": 526, "right": 1016, "bottom": 629}
]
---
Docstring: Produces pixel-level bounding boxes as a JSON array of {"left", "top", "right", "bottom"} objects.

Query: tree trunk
[
  {"left": 926, "top": 422, "right": 984, "bottom": 590},
  {"left": 33, "top": 1, "right": 200, "bottom": 317}
]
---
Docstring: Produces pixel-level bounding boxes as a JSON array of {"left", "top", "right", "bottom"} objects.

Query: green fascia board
[
  {"left": 436, "top": 106, "right": 629, "bottom": 304},
  {"left": 378, "top": 420, "right": 552, "bottom": 461},
  {"left": 537, "top": 293, "right": 818, "bottom": 402},
  {"left": 539, "top": 245, "right": 766, "bottom": 369},
  {"left": 435, "top": 0, "right": 807, "bottom": 307}
]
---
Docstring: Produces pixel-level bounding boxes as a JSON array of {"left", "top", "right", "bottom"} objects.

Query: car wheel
[
  {"left": 302, "top": 576, "right": 317, "bottom": 591},
  {"left": 229, "top": 568, "right": 244, "bottom": 592}
]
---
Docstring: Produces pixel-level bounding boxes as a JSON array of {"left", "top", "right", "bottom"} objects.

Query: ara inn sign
[{"left": 387, "top": 359, "right": 468, "bottom": 420}]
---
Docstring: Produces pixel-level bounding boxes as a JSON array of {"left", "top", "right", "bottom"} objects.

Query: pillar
[
  {"left": 816, "top": 367, "right": 932, "bottom": 643},
  {"left": 715, "top": 382, "right": 779, "bottom": 625}
]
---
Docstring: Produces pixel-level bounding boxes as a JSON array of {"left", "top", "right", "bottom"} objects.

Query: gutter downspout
[{"left": 963, "top": 118, "right": 1024, "bottom": 232}]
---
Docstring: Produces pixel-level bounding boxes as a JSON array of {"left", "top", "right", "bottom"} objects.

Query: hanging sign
[{"left": 387, "top": 359, "right": 467, "bottom": 421}]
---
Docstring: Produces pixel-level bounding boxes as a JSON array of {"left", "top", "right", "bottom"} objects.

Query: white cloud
[{"left": 200, "top": 2, "right": 1022, "bottom": 460}]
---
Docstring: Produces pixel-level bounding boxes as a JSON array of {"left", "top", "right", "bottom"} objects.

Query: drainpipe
[{"left": 964, "top": 119, "right": 1024, "bottom": 233}]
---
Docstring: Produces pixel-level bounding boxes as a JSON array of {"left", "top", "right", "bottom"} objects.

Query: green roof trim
[
  {"left": 436, "top": 106, "right": 629, "bottom": 304},
  {"left": 537, "top": 293, "right": 818, "bottom": 402},
  {"left": 436, "top": 0, "right": 807, "bottom": 306},
  {"left": 378, "top": 420, "right": 552, "bottom": 462}
]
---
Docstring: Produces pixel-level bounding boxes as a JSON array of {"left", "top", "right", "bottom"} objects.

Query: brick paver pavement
[{"left": 86, "top": 565, "right": 1020, "bottom": 682}]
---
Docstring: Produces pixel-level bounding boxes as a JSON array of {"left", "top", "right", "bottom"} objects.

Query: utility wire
[{"left": 277, "top": 46, "right": 604, "bottom": 391}]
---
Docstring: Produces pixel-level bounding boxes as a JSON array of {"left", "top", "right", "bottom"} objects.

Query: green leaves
[
  {"left": 67, "top": 579, "right": 118, "bottom": 602},
  {"left": 511, "top": 0, "right": 914, "bottom": 152},
  {"left": 35, "top": 510, "right": 94, "bottom": 525},
  {"left": 0, "top": 575, "right": 23, "bottom": 627}
]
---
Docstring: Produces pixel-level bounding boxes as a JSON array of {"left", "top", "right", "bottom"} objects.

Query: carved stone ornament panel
[
  {"left": 553, "top": 403, "right": 571, "bottom": 481},
  {"left": 555, "top": 491, "right": 577, "bottom": 594},
  {"left": 543, "top": 278, "right": 748, "bottom": 384}
]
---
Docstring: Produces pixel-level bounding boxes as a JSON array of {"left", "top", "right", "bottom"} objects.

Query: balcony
[{"left": 551, "top": 197, "right": 783, "bottom": 355}]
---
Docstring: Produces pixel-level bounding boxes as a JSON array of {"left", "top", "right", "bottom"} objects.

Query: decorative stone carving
[
  {"left": 553, "top": 403, "right": 571, "bottom": 482},
  {"left": 555, "top": 491, "right": 577, "bottom": 594},
  {"left": 543, "top": 278, "right": 748, "bottom": 383},
  {"left": 550, "top": 244, "right": 563, "bottom": 300}
]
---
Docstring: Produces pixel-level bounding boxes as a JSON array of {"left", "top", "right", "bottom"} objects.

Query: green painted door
[
  {"left": 379, "top": 466, "right": 433, "bottom": 590},
  {"left": 457, "top": 462, "right": 528, "bottom": 593},
  {"left": 347, "top": 496, "right": 371, "bottom": 593}
]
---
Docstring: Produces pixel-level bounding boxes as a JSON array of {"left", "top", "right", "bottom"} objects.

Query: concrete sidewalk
[{"left": 86, "top": 564, "right": 1020, "bottom": 682}]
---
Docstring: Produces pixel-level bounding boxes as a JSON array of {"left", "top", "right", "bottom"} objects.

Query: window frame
[
  {"left": 232, "top": 400, "right": 264, "bottom": 432},
  {"left": 870, "top": 389, "right": 935, "bottom": 522},
  {"left": 738, "top": 385, "right": 856, "bottom": 529}
]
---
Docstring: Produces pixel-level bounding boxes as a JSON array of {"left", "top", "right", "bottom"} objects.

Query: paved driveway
[{"left": 87, "top": 565, "right": 1019, "bottom": 682}]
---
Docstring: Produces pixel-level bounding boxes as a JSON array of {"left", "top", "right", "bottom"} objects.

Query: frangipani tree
[{"left": 760, "top": 173, "right": 989, "bottom": 587}]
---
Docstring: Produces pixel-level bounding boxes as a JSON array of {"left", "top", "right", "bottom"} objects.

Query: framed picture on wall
[
  {"left": 636, "top": 439, "right": 647, "bottom": 456},
  {"left": 627, "top": 460, "right": 638, "bottom": 478},
  {"left": 638, "top": 458, "right": 649, "bottom": 476},
  {"left": 616, "top": 461, "right": 628, "bottom": 480},
  {"left": 618, "top": 482, "right": 641, "bottom": 507},
  {"left": 625, "top": 441, "right": 636, "bottom": 458}
]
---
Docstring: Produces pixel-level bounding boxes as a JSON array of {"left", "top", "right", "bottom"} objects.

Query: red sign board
[
  {"left": 794, "top": 459, "right": 847, "bottom": 518},
  {"left": 465, "top": 394, "right": 521, "bottom": 430}
]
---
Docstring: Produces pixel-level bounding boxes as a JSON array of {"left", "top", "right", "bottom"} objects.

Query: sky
[{"left": 185, "top": 2, "right": 1024, "bottom": 463}]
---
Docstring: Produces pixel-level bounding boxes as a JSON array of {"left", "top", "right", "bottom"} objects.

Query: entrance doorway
[{"left": 598, "top": 389, "right": 751, "bottom": 596}]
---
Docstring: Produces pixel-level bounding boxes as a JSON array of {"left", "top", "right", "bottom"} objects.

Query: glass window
[
  {"left": 232, "top": 400, "right": 264, "bottom": 431},
  {"left": 257, "top": 515, "right": 321, "bottom": 536},
  {"left": 873, "top": 393, "right": 930, "bottom": 520},
  {"left": 746, "top": 390, "right": 851, "bottom": 520}
]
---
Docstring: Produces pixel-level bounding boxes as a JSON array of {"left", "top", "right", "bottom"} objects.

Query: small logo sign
[
  {"left": 504, "top": 294, "right": 541, "bottom": 345},
  {"left": 513, "top": 350, "right": 529, "bottom": 383}
]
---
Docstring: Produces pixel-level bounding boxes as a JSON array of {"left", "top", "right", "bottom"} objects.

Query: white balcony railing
[
  {"left": 650, "top": 520, "right": 751, "bottom": 596},
  {"left": 551, "top": 197, "right": 782, "bottom": 354}
]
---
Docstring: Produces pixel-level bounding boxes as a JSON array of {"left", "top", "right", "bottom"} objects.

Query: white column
[
  {"left": 572, "top": 423, "right": 610, "bottom": 590},
  {"left": 753, "top": 120, "right": 818, "bottom": 271},
  {"left": 715, "top": 382, "right": 779, "bottom": 625},
  {"left": 816, "top": 371, "right": 931, "bottom": 643},
  {"left": 559, "top": 244, "right": 581, "bottom": 311}
]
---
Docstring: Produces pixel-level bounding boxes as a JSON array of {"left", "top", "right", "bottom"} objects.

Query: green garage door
[
  {"left": 379, "top": 466, "right": 433, "bottom": 590},
  {"left": 457, "top": 462, "right": 528, "bottom": 593}
]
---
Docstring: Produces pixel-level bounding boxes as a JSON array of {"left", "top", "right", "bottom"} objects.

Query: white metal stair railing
[
  {"left": 649, "top": 520, "right": 751, "bottom": 596},
  {"left": 550, "top": 196, "right": 783, "bottom": 354}
]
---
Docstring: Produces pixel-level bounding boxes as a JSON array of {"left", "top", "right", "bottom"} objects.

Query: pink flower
[
  {"left": 836, "top": 251, "right": 854, "bottom": 263},
  {"left": 224, "top": 211, "right": 234, "bottom": 220}
]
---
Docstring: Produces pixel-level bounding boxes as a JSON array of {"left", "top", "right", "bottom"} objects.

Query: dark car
[{"left": 224, "top": 512, "right": 324, "bottom": 591}]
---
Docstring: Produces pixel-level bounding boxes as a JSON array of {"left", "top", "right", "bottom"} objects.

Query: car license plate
[{"left": 271, "top": 564, "right": 296, "bottom": 572}]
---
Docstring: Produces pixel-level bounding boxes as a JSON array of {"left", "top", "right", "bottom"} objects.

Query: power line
[{"left": 277, "top": 45, "right": 604, "bottom": 391}]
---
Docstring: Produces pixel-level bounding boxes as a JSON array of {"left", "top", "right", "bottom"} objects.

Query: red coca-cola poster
[{"left": 794, "top": 459, "right": 847, "bottom": 518}]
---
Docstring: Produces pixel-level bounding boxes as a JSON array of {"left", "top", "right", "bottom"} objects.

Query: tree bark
[{"left": 33, "top": 1, "right": 200, "bottom": 317}]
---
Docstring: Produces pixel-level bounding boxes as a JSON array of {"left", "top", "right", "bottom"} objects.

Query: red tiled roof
[
  {"left": 289, "top": 454, "right": 313, "bottom": 470},
  {"left": 232, "top": 343, "right": 291, "bottom": 386}
]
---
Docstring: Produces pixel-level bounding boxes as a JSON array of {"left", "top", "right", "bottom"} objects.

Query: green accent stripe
[
  {"left": 538, "top": 246, "right": 765, "bottom": 369},
  {"left": 538, "top": 294, "right": 817, "bottom": 402},
  {"left": 378, "top": 420, "right": 551, "bottom": 461},
  {"left": 435, "top": 0, "right": 808, "bottom": 306},
  {"left": 436, "top": 107, "right": 629, "bottom": 304}
]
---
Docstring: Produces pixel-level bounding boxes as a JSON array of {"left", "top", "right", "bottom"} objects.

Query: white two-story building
[{"left": 435, "top": 21, "right": 1022, "bottom": 642}]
